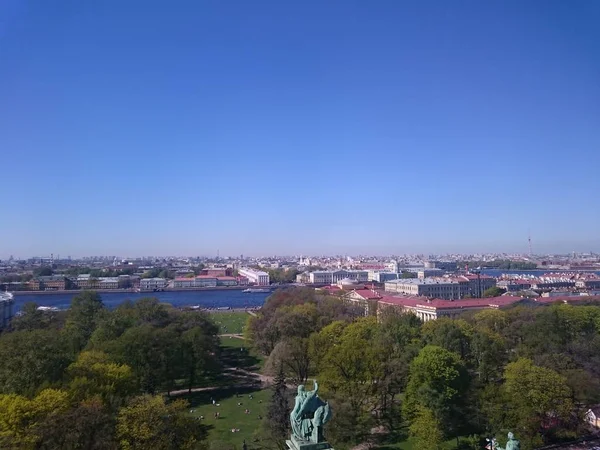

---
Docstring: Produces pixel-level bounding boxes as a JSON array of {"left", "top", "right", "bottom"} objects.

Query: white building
[
  {"left": 238, "top": 268, "right": 270, "bottom": 286},
  {"left": 308, "top": 270, "right": 369, "bottom": 285},
  {"left": 384, "top": 278, "right": 462, "bottom": 300},
  {"left": 368, "top": 271, "right": 399, "bottom": 283},
  {"left": 139, "top": 278, "right": 168, "bottom": 291}
]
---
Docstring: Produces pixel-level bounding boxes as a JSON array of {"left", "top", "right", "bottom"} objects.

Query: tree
[
  {"left": 67, "top": 350, "right": 136, "bottom": 408},
  {"left": 403, "top": 345, "right": 469, "bottom": 438},
  {"left": 109, "top": 325, "right": 168, "bottom": 394},
  {"left": 116, "top": 395, "right": 206, "bottom": 450},
  {"left": 318, "top": 317, "right": 382, "bottom": 445},
  {"left": 262, "top": 365, "right": 290, "bottom": 449},
  {"left": 421, "top": 318, "right": 472, "bottom": 360},
  {"left": 33, "top": 266, "right": 53, "bottom": 277},
  {"left": 401, "top": 271, "right": 417, "bottom": 279},
  {"left": 266, "top": 337, "right": 311, "bottom": 384},
  {"left": 0, "top": 329, "right": 72, "bottom": 396},
  {"left": 134, "top": 297, "right": 169, "bottom": 325},
  {"left": 0, "top": 388, "right": 70, "bottom": 448},
  {"left": 182, "top": 326, "right": 219, "bottom": 394},
  {"left": 487, "top": 358, "right": 574, "bottom": 448},
  {"left": 469, "top": 329, "right": 506, "bottom": 383},
  {"left": 11, "top": 302, "right": 46, "bottom": 331},
  {"left": 65, "top": 291, "right": 104, "bottom": 351},
  {"left": 33, "top": 397, "right": 118, "bottom": 450},
  {"left": 409, "top": 407, "right": 444, "bottom": 450},
  {"left": 483, "top": 287, "right": 506, "bottom": 298}
]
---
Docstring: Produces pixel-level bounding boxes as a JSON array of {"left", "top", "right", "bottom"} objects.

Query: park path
[{"left": 168, "top": 367, "right": 273, "bottom": 396}]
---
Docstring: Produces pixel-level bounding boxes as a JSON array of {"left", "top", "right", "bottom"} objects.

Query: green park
[{"left": 1, "top": 288, "right": 600, "bottom": 449}]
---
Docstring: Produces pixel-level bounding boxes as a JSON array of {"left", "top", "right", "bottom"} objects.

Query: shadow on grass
[{"left": 184, "top": 385, "right": 265, "bottom": 408}]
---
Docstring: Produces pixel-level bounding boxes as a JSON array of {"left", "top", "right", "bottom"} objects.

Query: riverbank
[{"left": 11, "top": 286, "right": 254, "bottom": 296}]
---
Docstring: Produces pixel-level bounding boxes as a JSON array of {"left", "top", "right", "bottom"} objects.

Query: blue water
[{"left": 12, "top": 290, "right": 271, "bottom": 313}]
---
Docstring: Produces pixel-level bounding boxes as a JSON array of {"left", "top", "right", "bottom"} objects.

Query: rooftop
[
  {"left": 379, "top": 295, "right": 524, "bottom": 310},
  {"left": 386, "top": 278, "right": 461, "bottom": 285}
]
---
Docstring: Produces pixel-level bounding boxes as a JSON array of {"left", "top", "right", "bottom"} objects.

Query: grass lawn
[
  {"left": 186, "top": 386, "right": 270, "bottom": 449},
  {"left": 377, "top": 437, "right": 468, "bottom": 450},
  {"left": 220, "top": 336, "right": 265, "bottom": 371},
  {"left": 211, "top": 311, "right": 251, "bottom": 335}
]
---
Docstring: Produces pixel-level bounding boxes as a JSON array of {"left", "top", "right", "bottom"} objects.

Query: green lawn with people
[
  {"left": 186, "top": 387, "right": 271, "bottom": 448},
  {"left": 210, "top": 311, "right": 252, "bottom": 335}
]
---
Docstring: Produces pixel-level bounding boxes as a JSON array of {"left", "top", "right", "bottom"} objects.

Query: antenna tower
[{"left": 528, "top": 231, "right": 532, "bottom": 256}]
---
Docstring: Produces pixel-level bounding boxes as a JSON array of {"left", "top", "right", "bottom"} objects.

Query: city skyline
[{"left": 1, "top": 1, "right": 599, "bottom": 256}]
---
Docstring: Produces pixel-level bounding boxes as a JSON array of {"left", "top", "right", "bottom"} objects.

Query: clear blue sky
[{"left": 1, "top": 0, "right": 599, "bottom": 258}]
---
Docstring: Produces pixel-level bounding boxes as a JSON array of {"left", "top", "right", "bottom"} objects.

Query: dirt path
[
  {"left": 219, "top": 333, "right": 245, "bottom": 339},
  {"left": 168, "top": 367, "right": 271, "bottom": 396}
]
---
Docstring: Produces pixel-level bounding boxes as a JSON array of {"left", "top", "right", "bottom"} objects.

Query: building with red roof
[
  {"left": 343, "top": 288, "right": 383, "bottom": 316},
  {"left": 377, "top": 295, "right": 523, "bottom": 321}
]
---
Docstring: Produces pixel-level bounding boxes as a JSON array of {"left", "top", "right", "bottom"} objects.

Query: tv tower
[{"left": 528, "top": 231, "right": 532, "bottom": 256}]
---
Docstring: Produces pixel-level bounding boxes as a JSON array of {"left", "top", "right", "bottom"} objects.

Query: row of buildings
[
  {"left": 342, "top": 286, "right": 600, "bottom": 322},
  {"left": 172, "top": 276, "right": 248, "bottom": 289},
  {"left": 296, "top": 268, "right": 464, "bottom": 286},
  {"left": 27, "top": 274, "right": 138, "bottom": 291},
  {"left": 18, "top": 267, "right": 270, "bottom": 292},
  {"left": 384, "top": 274, "right": 497, "bottom": 299},
  {"left": 497, "top": 273, "right": 600, "bottom": 292}
]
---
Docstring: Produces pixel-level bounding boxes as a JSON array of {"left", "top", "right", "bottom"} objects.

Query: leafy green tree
[
  {"left": 375, "top": 308, "right": 423, "bottom": 432},
  {"left": 33, "top": 397, "right": 118, "bottom": 450},
  {"left": 67, "top": 350, "right": 136, "bottom": 408},
  {"left": 0, "top": 388, "right": 70, "bottom": 448},
  {"left": 134, "top": 297, "right": 170, "bottom": 325},
  {"left": 0, "top": 329, "right": 72, "bottom": 396},
  {"left": 409, "top": 407, "right": 444, "bottom": 450},
  {"left": 319, "top": 317, "right": 382, "bottom": 445},
  {"left": 403, "top": 345, "right": 469, "bottom": 438},
  {"left": 401, "top": 271, "right": 417, "bottom": 279},
  {"left": 486, "top": 358, "right": 574, "bottom": 448},
  {"left": 470, "top": 329, "right": 506, "bottom": 383},
  {"left": 421, "top": 318, "right": 472, "bottom": 360},
  {"left": 181, "top": 326, "right": 219, "bottom": 393},
  {"left": 471, "top": 309, "right": 508, "bottom": 334},
  {"left": 108, "top": 325, "right": 167, "bottom": 394},
  {"left": 88, "top": 301, "right": 139, "bottom": 347},
  {"left": 482, "top": 287, "right": 506, "bottom": 298},
  {"left": 116, "top": 395, "right": 206, "bottom": 450},
  {"left": 65, "top": 291, "right": 104, "bottom": 351}
]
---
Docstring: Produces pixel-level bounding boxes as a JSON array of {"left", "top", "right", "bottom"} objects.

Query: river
[{"left": 12, "top": 290, "right": 271, "bottom": 313}]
